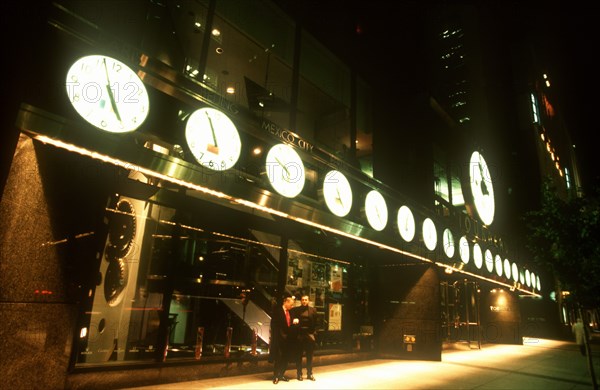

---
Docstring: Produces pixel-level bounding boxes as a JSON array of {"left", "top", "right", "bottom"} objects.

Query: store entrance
[{"left": 440, "top": 280, "right": 481, "bottom": 349}]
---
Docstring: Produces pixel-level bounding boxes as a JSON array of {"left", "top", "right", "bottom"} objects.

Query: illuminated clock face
[
  {"left": 512, "top": 263, "right": 519, "bottom": 282},
  {"left": 66, "top": 54, "right": 149, "bottom": 133},
  {"left": 422, "top": 218, "right": 437, "bottom": 251},
  {"left": 459, "top": 236, "right": 470, "bottom": 264},
  {"left": 265, "top": 143, "right": 305, "bottom": 198},
  {"left": 495, "top": 255, "right": 503, "bottom": 277},
  {"left": 323, "top": 170, "right": 353, "bottom": 217},
  {"left": 473, "top": 243, "right": 483, "bottom": 269},
  {"left": 443, "top": 228, "right": 455, "bottom": 258},
  {"left": 364, "top": 190, "right": 388, "bottom": 231},
  {"left": 397, "top": 205, "right": 415, "bottom": 242},
  {"left": 503, "top": 259, "right": 512, "bottom": 279},
  {"left": 185, "top": 107, "right": 242, "bottom": 171},
  {"left": 469, "top": 151, "right": 495, "bottom": 226},
  {"left": 484, "top": 249, "right": 494, "bottom": 273}
]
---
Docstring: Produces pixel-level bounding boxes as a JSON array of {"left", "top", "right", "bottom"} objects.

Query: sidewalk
[{"left": 124, "top": 338, "right": 598, "bottom": 389}]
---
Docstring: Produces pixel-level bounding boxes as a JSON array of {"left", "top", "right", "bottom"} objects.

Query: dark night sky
[{"left": 275, "top": 0, "right": 598, "bottom": 191}]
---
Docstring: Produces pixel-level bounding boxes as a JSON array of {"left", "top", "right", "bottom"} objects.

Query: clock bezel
[
  {"left": 65, "top": 54, "right": 150, "bottom": 133},
  {"left": 265, "top": 143, "right": 306, "bottom": 198},
  {"left": 442, "top": 228, "right": 455, "bottom": 258},
  {"left": 422, "top": 217, "right": 437, "bottom": 251},
  {"left": 322, "top": 170, "right": 353, "bottom": 217},
  {"left": 397, "top": 205, "right": 416, "bottom": 242},
  {"left": 364, "top": 189, "right": 388, "bottom": 231},
  {"left": 468, "top": 151, "right": 495, "bottom": 226},
  {"left": 185, "top": 107, "right": 242, "bottom": 171}
]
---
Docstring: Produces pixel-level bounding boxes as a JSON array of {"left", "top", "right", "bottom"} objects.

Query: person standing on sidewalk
[
  {"left": 572, "top": 318, "right": 588, "bottom": 356},
  {"left": 269, "top": 296, "right": 295, "bottom": 384},
  {"left": 291, "top": 294, "right": 318, "bottom": 381}
]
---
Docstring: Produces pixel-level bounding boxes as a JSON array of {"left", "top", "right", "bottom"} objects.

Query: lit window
[{"left": 530, "top": 93, "right": 539, "bottom": 123}]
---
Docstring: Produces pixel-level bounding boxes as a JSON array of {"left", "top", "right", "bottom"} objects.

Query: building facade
[{"left": 0, "top": 1, "right": 574, "bottom": 388}]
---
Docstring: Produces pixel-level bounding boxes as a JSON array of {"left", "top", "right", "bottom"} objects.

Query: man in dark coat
[
  {"left": 290, "top": 294, "right": 318, "bottom": 381},
  {"left": 269, "top": 296, "right": 295, "bottom": 384}
]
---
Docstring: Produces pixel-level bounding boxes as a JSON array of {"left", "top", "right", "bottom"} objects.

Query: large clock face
[
  {"left": 469, "top": 151, "right": 495, "bottom": 226},
  {"left": 66, "top": 54, "right": 149, "bottom": 133},
  {"left": 422, "top": 218, "right": 437, "bottom": 251},
  {"left": 323, "top": 170, "right": 353, "bottom": 217},
  {"left": 397, "top": 205, "right": 415, "bottom": 242},
  {"left": 364, "top": 190, "right": 388, "bottom": 231},
  {"left": 185, "top": 107, "right": 241, "bottom": 171},
  {"left": 265, "top": 143, "right": 305, "bottom": 198}
]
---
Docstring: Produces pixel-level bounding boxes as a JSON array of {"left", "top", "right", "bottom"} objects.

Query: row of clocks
[
  {"left": 64, "top": 54, "right": 496, "bottom": 228},
  {"left": 64, "top": 55, "right": 402, "bottom": 228},
  {"left": 63, "top": 55, "right": 538, "bottom": 290}
]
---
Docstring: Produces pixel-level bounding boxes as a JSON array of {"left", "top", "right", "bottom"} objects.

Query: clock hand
[
  {"left": 274, "top": 156, "right": 291, "bottom": 181},
  {"left": 103, "top": 58, "right": 122, "bottom": 122},
  {"left": 478, "top": 162, "right": 489, "bottom": 195},
  {"left": 335, "top": 187, "right": 344, "bottom": 207},
  {"left": 205, "top": 111, "right": 219, "bottom": 154},
  {"left": 375, "top": 206, "right": 382, "bottom": 224}
]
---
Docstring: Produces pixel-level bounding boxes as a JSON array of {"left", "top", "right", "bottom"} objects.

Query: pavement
[{"left": 124, "top": 338, "right": 599, "bottom": 389}]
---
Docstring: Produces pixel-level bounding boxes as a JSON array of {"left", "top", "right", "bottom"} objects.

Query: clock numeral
[{"left": 123, "top": 82, "right": 141, "bottom": 103}]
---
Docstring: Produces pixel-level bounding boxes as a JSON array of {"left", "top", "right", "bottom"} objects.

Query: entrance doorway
[{"left": 440, "top": 280, "right": 481, "bottom": 349}]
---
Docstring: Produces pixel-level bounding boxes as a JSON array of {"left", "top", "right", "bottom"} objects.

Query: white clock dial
[
  {"left": 484, "top": 249, "right": 494, "bottom": 273},
  {"left": 265, "top": 143, "right": 305, "bottom": 198},
  {"left": 512, "top": 263, "right": 519, "bottom": 282},
  {"left": 494, "top": 255, "right": 503, "bottom": 277},
  {"left": 473, "top": 243, "right": 483, "bottom": 269},
  {"left": 442, "top": 228, "right": 455, "bottom": 258},
  {"left": 503, "top": 259, "right": 512, "bottom": 279},
  {"left": 364, "top": 190, "right": 388, "bottom": 231},
  {"left": 185, "top": 107, "right": 241, "bottom": 171},
  {"left": 397, "top": 205, "right": 415, "bottom": 242},
  {"left": 66, "top": 54, "right": 149, "bottom": 133},
  {"left": 459, "top": 236, "right": 470, "bottom": 264},
  {"left": 469, "top": 151, "right": 495, "bottom": 226},
  {"left": 422, "top": 218, "right": 437, "bottom": 251},
  {"left": 323, "top": 170, "right": 353, "bottom": 217}
]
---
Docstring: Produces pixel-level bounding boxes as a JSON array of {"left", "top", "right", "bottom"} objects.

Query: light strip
[{"left": 33, "top": 134, "right": 539, "bottom": 296}]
